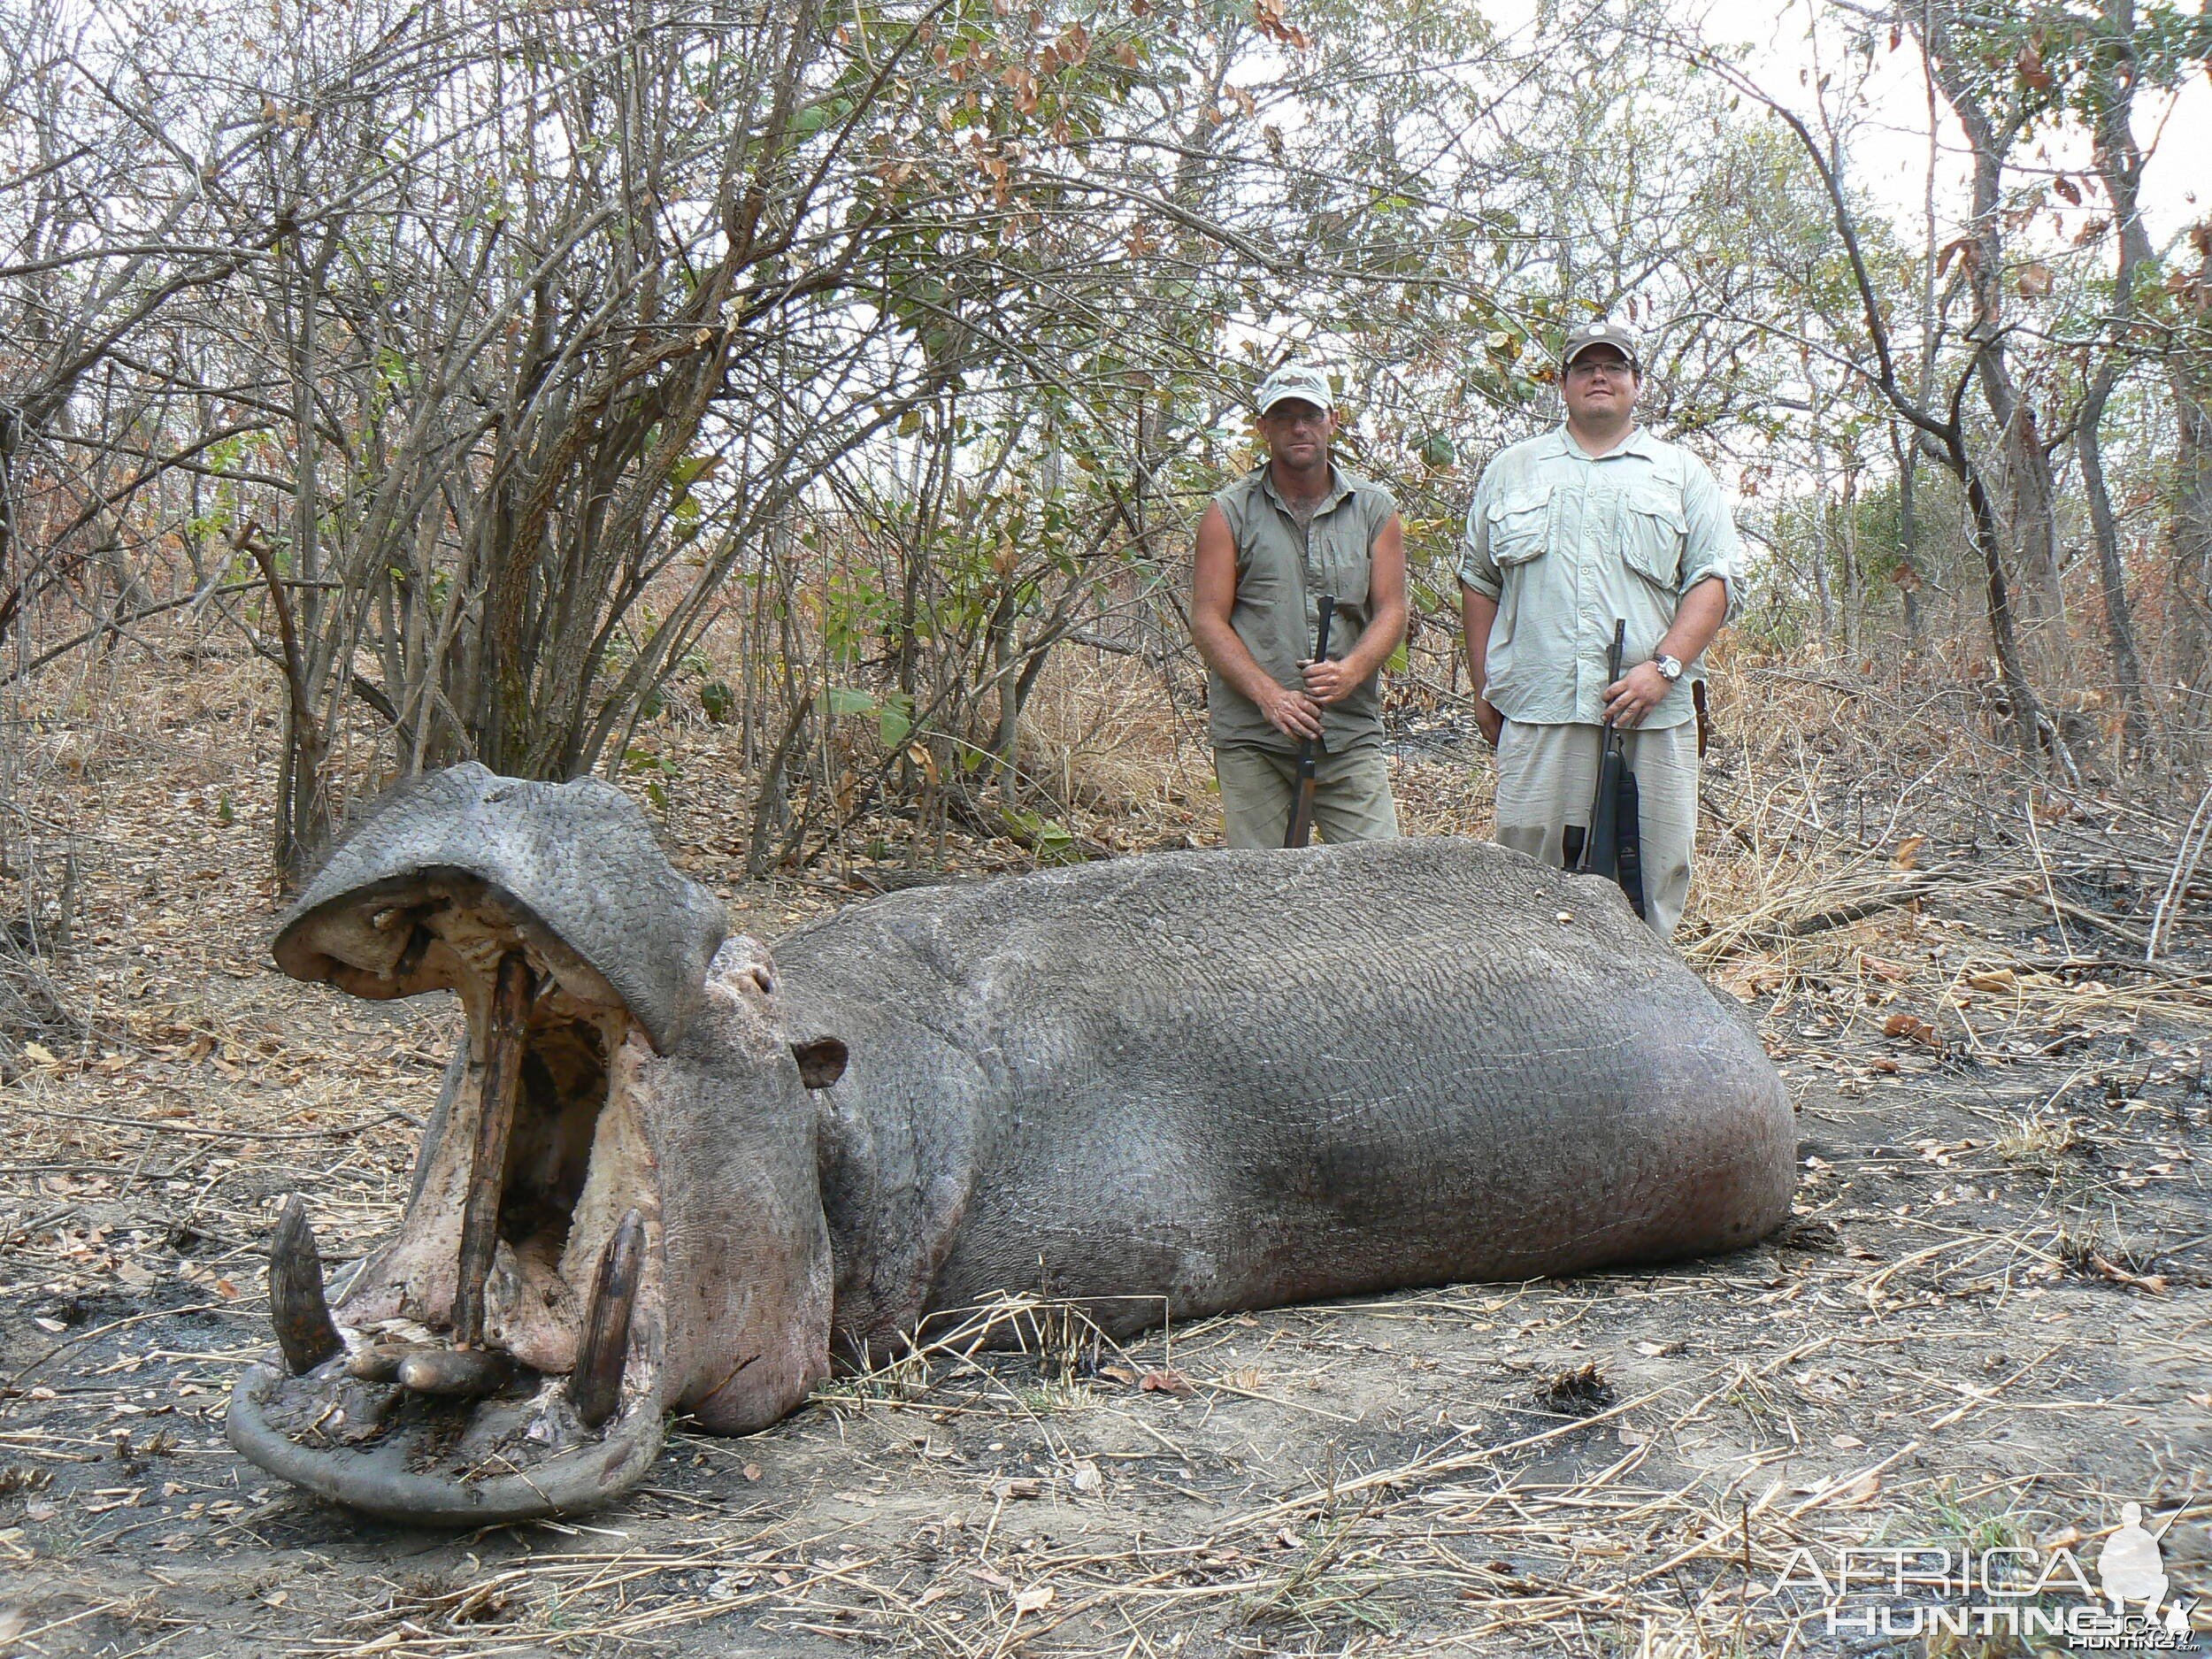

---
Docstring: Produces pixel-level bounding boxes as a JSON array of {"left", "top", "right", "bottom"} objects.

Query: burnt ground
[{"left": 2, "top": 651, "right": 2209, "bottom": 1657}]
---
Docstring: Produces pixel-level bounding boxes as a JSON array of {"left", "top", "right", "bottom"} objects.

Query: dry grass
[{"left": 1, "top": 618, "right": 2208, "bottom": 1656}]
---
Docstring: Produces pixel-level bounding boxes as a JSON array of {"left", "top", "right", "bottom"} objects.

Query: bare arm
[
  {"left": 1303, "top": 511, "right": 1408, "bottom": 703},
  {"left": 1456, "top": 580, "right": 1503, "bottom": 745},
  {"left": 1191, "top": 502, "right": 1322, "bottom": 741},
  {"left": 1659, "top": 574, "right": 1729, "bottom": 664}
]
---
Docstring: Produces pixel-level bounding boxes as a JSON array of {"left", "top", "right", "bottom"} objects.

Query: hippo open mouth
[
  {"left": 227, "top": 872, "right": 678, "bottom": 1524},
  {"left": 219, "top": 774, "right": 765, "bottom": 1531}
]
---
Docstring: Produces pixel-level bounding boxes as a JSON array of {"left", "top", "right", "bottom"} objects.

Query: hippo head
[{"left": 226, "top": 764, "right": 844, "bottom": 1524}]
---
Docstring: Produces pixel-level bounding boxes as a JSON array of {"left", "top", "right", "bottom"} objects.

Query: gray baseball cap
[
  {"left": 1561, "top": 319, "right": 1641, "bottom": 372},
  {"left": 1254, "top": 364, "right": 1335, "bottom": 415}
]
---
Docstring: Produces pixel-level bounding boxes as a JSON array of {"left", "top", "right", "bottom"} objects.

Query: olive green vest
[{"left": 1207, "top": 463, "right": 1396, "bottom": 755}]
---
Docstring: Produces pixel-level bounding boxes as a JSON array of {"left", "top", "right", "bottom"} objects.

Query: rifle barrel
[{"left": 1283, "top": 594, "right": 1337, "bottom": 849}]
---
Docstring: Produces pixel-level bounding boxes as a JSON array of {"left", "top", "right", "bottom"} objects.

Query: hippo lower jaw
[
  {"left": 223, "top": 1348, "right": 669, "bottom": 1527},
  {"left": 227, "top": 879, "right": 681, "bottom": 1524}
]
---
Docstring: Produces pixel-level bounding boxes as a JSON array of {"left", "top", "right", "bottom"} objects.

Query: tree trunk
[
  {"left": 2078, "top": 416, "right": 2147, "bottom": 750},
  {"left": 2171, "top": 227, "right": 2212, "bottom": 750},
  {"left": 1922, "top": 15, "right": 2069, "bottom": 671},
  {"left": 1958, "top": 449, "right": 2054, "bottom": 762},
  {"left": 1893, "top": 427, "right": 1924, "bottom": 646},
  {"left": 2076, "top": 0, "right": 2153, "bottom": 754}
]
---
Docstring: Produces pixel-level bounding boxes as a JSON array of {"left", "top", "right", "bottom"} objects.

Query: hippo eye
[{"left": 790, "top": 1036, "right": 848, "bottom": 1090}]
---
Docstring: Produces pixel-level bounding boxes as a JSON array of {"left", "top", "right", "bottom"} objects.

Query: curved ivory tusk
[
  {"left": 566, "top": 1209, "right": 644, "bottom": 1430},
  {"left": 270, "top": 1194, "right": 344, "bottom": 1375}
]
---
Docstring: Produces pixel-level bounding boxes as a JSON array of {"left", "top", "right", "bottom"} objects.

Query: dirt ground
[{"left": 2, "top": 646, "right": 2208, "bottom": 1657}]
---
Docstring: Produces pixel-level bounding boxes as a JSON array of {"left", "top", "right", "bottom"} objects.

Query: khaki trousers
[
  {"left": 1493, "top": 718, "right": 1699, "bottom": 941},
  {"left": 1214, "top": 744, "right": 1402, "bottom": 850}
]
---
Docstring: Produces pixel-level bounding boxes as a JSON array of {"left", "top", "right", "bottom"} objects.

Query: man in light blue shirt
[{"left": 1457, "top": 319, "right": 1743, "bottom": 940}]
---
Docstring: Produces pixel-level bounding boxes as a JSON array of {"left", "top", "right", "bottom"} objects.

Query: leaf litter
[{"left": 0, "top": 635, "right": 2208, "bottom": 1655}]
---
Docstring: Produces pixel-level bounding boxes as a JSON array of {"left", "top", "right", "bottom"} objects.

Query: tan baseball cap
[
  {"left": 1561, "top": 319, "right": 1641, "bottom": 372},
  {"left": 1254, "top": 364, "right": 1335, "bottom": 415}
]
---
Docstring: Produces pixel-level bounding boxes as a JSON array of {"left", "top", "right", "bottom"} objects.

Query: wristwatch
[{"left": 1653, "top": 654, "right": 1684, "bottom": 682}]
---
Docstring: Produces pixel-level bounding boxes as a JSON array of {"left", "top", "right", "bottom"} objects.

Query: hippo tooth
[
  {"left": 566, "top": 1209, "right": 644, "bottom": 1430},
  {"left": 452, "top": 949, "right": 533, "bottom": 1348},
  {"left": 344, "top": 1342, "right": 423, "bottom": 1384},
  {"left": 395, "top": 1348, "right": 514, "bottom": 1398},
  {"left": 269, "top": 1194, "right": 344, "bottom": 1375}
]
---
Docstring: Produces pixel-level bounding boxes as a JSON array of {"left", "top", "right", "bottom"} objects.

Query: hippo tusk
[
  {"left": 566, "top": 1209, "right": 644, "bottom": 1430},
  {"left": 269, "top": 1194, "right": 344, "bottom": 1375},
  {"left": 395, "top": 1348, "right": 514, "bottom": 1398},
  {"left": 452, "top": 949, "right": 532, "bottom": 1348}
]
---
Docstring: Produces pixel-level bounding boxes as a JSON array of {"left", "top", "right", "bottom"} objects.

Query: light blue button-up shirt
[{"left": 1457, "top": 426, "right": 1742, "bottom": 728}]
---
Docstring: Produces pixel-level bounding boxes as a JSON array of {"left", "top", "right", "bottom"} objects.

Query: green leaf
[{"left": 1001, "top": 806, "right": 1084, "bottom": 864}]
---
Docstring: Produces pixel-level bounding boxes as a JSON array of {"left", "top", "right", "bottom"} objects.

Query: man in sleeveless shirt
[
  {"left": 1192, "top": 365, "right": 1409, "bottom": 849},
  {"left": 1457, "top": 319, "right": 1742, "bottom": 941}
]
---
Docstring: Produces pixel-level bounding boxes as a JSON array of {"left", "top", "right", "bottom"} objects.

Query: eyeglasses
[{"left": 1567, "top": 357, "right": 1635, "bottom": 380}]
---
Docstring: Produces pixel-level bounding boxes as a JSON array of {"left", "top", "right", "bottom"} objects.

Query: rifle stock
[{"left": 1283, "top": 594, "right": 1337, "bottom": 849}]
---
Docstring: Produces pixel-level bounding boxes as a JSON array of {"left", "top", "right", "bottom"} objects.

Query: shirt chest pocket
[
  {"left": 1486, "top": 488, "right": 1552, "bottom": 568},
  {"left": 1311, "top": 511, "right": 1371, "bottom": 611},
  {"left": 1619, "top": 485, "right": 1686, "bottom": 592}
]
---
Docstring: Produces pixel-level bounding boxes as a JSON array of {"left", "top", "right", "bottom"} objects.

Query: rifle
[
  {"left": 1283, "top": 593, "right": 1337, "bottom": 849},
  {"left": 1567, "top": 618, "right": 1647, "bottom": 918}
]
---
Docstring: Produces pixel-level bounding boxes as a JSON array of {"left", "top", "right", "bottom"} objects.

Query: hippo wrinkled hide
[{"left": 228, "top": 763, "right": 1793, "bottom": 1523}]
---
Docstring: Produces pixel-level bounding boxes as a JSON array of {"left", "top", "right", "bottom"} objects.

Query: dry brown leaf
[
  {"left": 1139, "top": 1368, "right": 1194, "bottom": 1396},
  {"left": 2087, "top": 1253, "right": 2167, "bottom": 1294},
  {"left": 1883, "top": 1013, "right": 1939, "bottom": 1048}
]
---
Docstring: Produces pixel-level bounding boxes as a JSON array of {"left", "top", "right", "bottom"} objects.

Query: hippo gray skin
[{"left": 227, "top": 763, "right": 1793, "bottom": 1524}]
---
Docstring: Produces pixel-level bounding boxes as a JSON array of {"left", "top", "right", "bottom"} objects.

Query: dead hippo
[{"left": 227, "top": 762, "right": 1793, "bottom": 1523}]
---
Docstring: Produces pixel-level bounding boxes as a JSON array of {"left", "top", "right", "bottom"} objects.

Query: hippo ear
[{"left": 790, "top": 1036, "right": 848, "bottom": 1090}]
